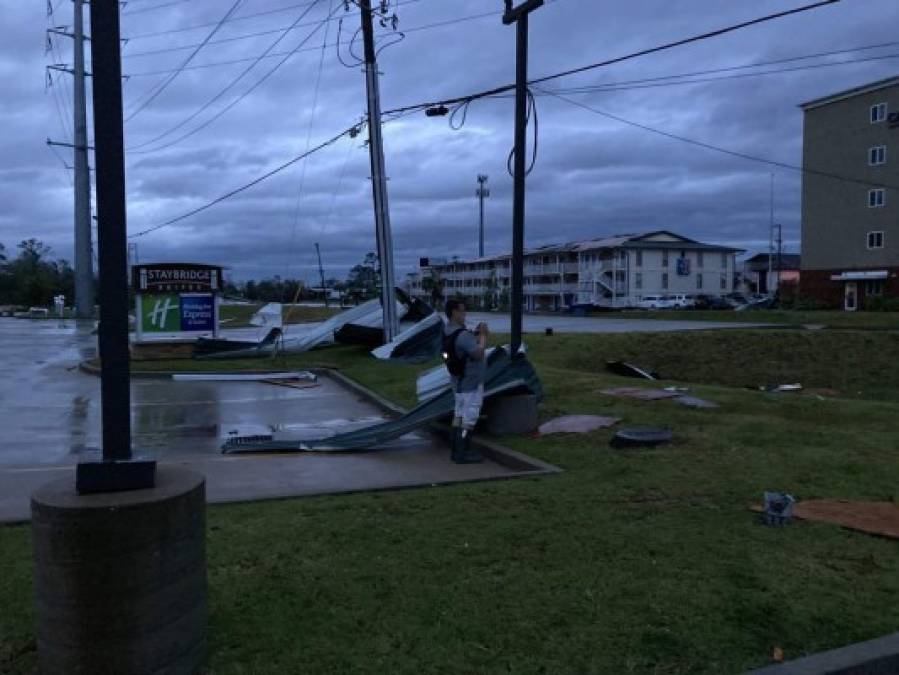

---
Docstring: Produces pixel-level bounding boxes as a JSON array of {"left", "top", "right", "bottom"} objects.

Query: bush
[{"left": 865, "top": 295, "right": 899, "bottom": 312}]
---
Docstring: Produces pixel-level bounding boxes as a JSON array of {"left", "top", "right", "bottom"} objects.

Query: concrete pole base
[
  {"left": 484, "top": 393, "right": 539, "bottom": 435},
  {"left": 31, "top": 467, "right": 206, "bottom": 675}
]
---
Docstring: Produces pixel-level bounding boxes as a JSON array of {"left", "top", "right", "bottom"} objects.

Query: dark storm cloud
[{"left": 3, "top": 0, "right": 898, "bottom": 281}]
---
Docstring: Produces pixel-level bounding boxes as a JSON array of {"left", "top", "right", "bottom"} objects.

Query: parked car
[
  {"left": 724, "top": 292, "right": 750, "bottom": 308},
  {"left": 636, "top": 295, "right": 676, "bottom": 310},
  {"left": 669, "top": 294, "right": 696, "bottom": 309}
]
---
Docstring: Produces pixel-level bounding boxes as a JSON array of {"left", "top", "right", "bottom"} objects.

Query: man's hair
[{"left": 445, "top": 298, "right": 464, "bottom": 320}]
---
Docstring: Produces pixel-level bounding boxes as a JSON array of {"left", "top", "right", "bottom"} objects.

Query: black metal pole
[
  {"left": 315, "top": 242, "right": 328, "bottom": 308},
  {"left": 90, "top": 0, "right": 132, "bottom": 461},
  {"left": 509, "top": 13, "right": 529, "bottom": 356}
]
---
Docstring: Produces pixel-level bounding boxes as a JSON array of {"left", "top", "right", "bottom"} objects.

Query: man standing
[{"left": 443, "top": 299, "right": 488, "bottom": 463}]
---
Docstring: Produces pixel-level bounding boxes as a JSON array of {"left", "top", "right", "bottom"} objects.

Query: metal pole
[
  {"left": 477, "top": 174, "right": 489, "bottom": 258},
  {"left": 315, "top": 242, "right": 328, "bottom": 308},
  {"left": 776, "top": 223, "right": 783, "bottom": 292},
  {"left": 359, "top": 0, "right": 398, "bottom": 342},
  {"left": 768, "top": 173, "right": 774, "bottom": 295},
  {"left": 73, "top": 0, "right": 94, "bottom": 319},
  {"left": 90, "top": 0, "right": 131, "bottom": 461}
]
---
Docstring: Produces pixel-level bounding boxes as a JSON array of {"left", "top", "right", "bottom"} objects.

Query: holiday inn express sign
[{"left": 132, "top": 263, "right": 223, "bottom": 336}]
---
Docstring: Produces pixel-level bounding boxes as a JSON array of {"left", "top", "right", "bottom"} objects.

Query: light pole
[{"left": 477, "top": 174, "right": 489, "bottom": 258}]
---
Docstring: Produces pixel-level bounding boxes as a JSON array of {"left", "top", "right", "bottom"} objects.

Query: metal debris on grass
[
  {"left": 538, "top": 415, "right": 620, "bottom": 435},
  {"left": 610, "top": 427, "right": 673, "bottom": 448},
  {"left": 605, "top": 360, "right": 658, "bottom": 380},
  {"left": 674, "top": 395, "right": 719, "bottom": 409},
  {"left": 599, "top": 387, "right": 681, "bottom": 401}
]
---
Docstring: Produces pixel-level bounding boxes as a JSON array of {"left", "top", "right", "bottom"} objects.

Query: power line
[
  {"left": 542, "top": 51, "right": 899, "bottom": 95},
  {"left": 536, "top": 86, "right": 899, "bottom": 193},
  {"left": 124, "top": 0, "right": 243, "bottom": 122},
  {"left": 129, "top": 124, "right": 363, "bottom": 238},
  {"left": 284, "top": 0, "right": 335, "bottom": 282},
  {"left": 382, "top": 0, "right": 842, "bottom": 117},
  {"left": 121, "top": 0, "right": 192, "bottom": 17},
  {"left": 127, "top": 0, "right": 332, "bottom": 153},
  {"left": 125, "top": 6, "right": 503, "bottom": 76},
  {"left": 121, "top": 0, "right": 422, "bottom": 48}
]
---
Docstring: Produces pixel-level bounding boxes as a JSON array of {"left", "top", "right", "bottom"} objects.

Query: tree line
[
  {"left": 0, "top": 244, "right": 385, "bottom": 308},
  {"left": 0, "top": 240, "right": 75, "bottom": 308}
]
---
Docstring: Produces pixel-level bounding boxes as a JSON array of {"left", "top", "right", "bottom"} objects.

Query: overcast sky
[{"left": 2, "top": 0, "right": 898, "bottom": 282}]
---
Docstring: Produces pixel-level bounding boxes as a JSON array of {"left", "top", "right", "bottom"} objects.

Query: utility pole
[
  {"left": 775, "top": 223, "right": 783, "bottom": 293},
  {"left": 767, "top": 173, "right": 774, "bottom": 296},
  {"left": 315, "top": 242, "right": 328, "bottom": 308},
  {"left": 52, "top": 0, "right": 95, "bottom": 318},
  {"left": 476, "top": 174, "right": 489, "bottom": 258},
  {"left": 503, "top": 0, "right": 543, "bottom": 355},
  {"left": 359, "top": 0, "right": 398, "bottom": 342}
]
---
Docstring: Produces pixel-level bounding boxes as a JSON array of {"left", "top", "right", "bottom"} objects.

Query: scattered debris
[
  {"left": 599, "top": 387, "right": 680, "bottom": 401},
  {"left": 759, "top": 383, "right": 803, "bottom": 393},
  {"left": 371, "top": 313, "right": 443, "bottom": 363},
  {"left": 763, "top": 491, "right": 796, "bottom": 526},
  {"left": 663, "top": 386, "right": 689, "bottom": 393},
  {"left": 606, "top": 360, "right": 658, "bottom": 380},
  {"left": 262, "top": 378, "right": 321, "bottom": 390},
  {"left": 334, "top": 323, "right": 384, "bottom": 347},
  {"left": 674, "top": 395, "right": 719, "bottom": 409},
  {"left": 610, "top": 427, "right": 673, "bottom": 448},
  {"left": 538, "top": 415, "right": 620, "bottom": 435},
  {"left": 173, "top": 371, "right": 317, "bottom": 383},
  {"left": 804, "top": 387, "right": 839, "bottom": 398},
  {"left": 773, "top": 646, "right": 785, "bottom": 663},
  {"left": 793, "top": 500, "right": 899, "bottom": 540}
]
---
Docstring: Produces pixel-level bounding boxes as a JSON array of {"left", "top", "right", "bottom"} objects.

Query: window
[
  {"left": 636, "top": 250, "right": 643, "bottom": 267},
  {"left": 867, "top": 280, "right": 884, "bottom": 296},
  {"left": 697, "top": 251, "right": 704, "bottom": 268},
  {"left": 869, "top": 146, "right": 887, "bottom": 166},
  {"left": 867, "top": 231, "right": 884, "bottom": 249},
  {"left": 662, "top": 250, "right": 669, "bottom": 267},
  {"left": 871, "top": 102, "right": 887, "bottom": 123},
  {"left": 661, "top": 272, "right": 669, "bottom": 289},
  {"left": 868, "top": 189, "right": 885, "bottom": 207},
  {"left": 721, "top": 252, "right": 728, "bottom": 268},
  {"left": 696, "top": 273, "right": 703, "bottom": 289},
  {"left": 635, "top": 272, "right": 643, "bottom": 290},
  {"left": 720, "top": 273, "right": 727, "bottom": 290}
]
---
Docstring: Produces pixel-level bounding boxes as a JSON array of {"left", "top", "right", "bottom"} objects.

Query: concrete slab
[{"left": 0, "top": 318, "right": 556, "bottom": 524}]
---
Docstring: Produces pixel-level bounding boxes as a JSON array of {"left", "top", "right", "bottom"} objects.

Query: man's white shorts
[{"left": 453, "top": 385, "right": 484, "bottom": 430}]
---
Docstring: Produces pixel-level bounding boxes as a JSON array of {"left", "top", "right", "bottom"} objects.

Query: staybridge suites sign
[
  {"left": 132, "top": 263, "right": 221, "bottom": 293},
  {"left": 132, "top": 263, "right": 223, "bottom": 337}
]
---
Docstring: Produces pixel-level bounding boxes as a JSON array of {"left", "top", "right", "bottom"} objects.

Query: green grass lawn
[
  {"left": 219, "top": 303, "right": 342, "bottom": 328},
  {"left": 3, "top": 332, "right": 899, "bottom": 674},
  {"left": 617, "top": 308, "right": 899, "bottom": 330}
]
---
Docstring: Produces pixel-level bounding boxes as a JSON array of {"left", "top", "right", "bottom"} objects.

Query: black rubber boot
[
  {"left": 450, "top": 427, "right": 463, "bottom": 462},
  {"left": 455, "top": 430, "right": 483, "bottom": 464}
]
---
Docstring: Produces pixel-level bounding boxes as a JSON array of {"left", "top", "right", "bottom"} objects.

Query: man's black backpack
[{"left": 442, "top": 328, "right": 467, "bottom": 377}]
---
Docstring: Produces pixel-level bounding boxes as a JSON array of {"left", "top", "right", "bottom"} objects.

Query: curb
[{"left": 747, "top": 632, "right": 899, "bottom": 674}]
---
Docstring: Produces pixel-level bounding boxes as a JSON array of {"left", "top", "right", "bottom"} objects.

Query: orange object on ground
[{"left": 794, "top": 500, "right": 899, "bottom": 540}]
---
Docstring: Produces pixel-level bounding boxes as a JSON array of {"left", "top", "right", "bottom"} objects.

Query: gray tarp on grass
[{"left": 221, "top": 349, "right": 543, "bottom": 453}]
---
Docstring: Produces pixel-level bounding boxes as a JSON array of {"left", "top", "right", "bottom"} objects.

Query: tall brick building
[{"left": 800, "top": 76, "right": 899, "bottom": 310}]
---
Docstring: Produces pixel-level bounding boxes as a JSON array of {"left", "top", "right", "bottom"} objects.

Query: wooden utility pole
[{"left": 503, "top": 0, "right": 543, "bottom": 355}]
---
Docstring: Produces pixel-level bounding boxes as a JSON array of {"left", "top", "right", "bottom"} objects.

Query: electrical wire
[
  {"left": 506, "top": 89, "right": 537, "bottom": 176},
  {"left": 382, "top": 0, "right": 843, "bottom": 117},
  {"left": 124, "top": 0, "right": 243, "bottom": 122},
  {"left": 121, "top": 0, "right": 193, "bottom": 17},
  {"left": 335, "top": 16, "right": 363, "bottom": 67},
  {"left": 124, "top": 7, "right": 529, "bottom": 76},
  {"left": 129, "top": 124, "right": 364, "bottom": 238},
  {"left": 120, "top": 0, "right": 422, "bottom": 53},
  {"left": 127, "top": 0, "right": 332, "bottom": 153},
  {"left": 283, "top": 0, "right": 335, "bottom": 285},
  {"left": 535, "top": 86, "right": 899, "bottom": 193},
  {"left": 47, "top": 143, "right": 74, "bottom": 186}
]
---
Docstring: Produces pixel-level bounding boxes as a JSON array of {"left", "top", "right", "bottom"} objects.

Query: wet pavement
[{"left": 0, "top": 318, "right": 548, "bottom": 523}]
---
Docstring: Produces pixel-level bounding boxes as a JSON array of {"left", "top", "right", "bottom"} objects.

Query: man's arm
[{"left": 469, "top": 322, "right": 488, "bottom": 360}]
